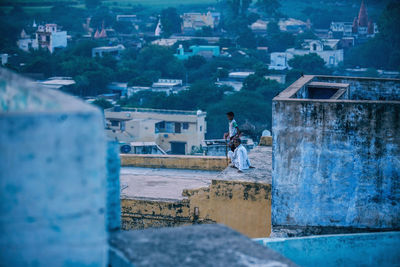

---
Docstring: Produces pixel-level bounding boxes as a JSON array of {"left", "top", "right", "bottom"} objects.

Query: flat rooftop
[
  {"left": 120, "top": 167, "right": 218, "bottom": 201},
  {"left": 275, "top": 75, "right": 400, "bottom": 102},
  {"left": 120, "top": 146, "right": 272, "bottom": 201}
]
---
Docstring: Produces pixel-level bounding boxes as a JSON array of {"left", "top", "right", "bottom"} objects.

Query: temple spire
[{"left": 358, "top": 0, "right": 369, "bottom": 27}]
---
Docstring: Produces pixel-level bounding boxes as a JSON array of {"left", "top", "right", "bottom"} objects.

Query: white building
[
  {"left": 92, "top": 45, "right": 125, "bottom": 58},
  {"left": 330, "top": 1, "right": 378, "bottom": 39},
  {"left": 151, "top": 79, "right": 185, "bottom": 94},
  {"left": 105, "top": 107, "right": 207, "bottom": 154},
  {"left": 17, "top": 29, "right": 38, "bottom": 52},
  {"left": 36, "top": 24, "right": 67, "bottom": 53},
  {"left": 269, "top": 39, "right": 344, "bottom": 70},
  {"left": 38, "top": 77, "right": 75, "bottom": 90}
]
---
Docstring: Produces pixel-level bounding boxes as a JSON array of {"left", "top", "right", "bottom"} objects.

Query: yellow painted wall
[
  {"left": 259, "top": 136, "right": 272, "bottom": 146},
  {"left": 121, "top": 199, "right": 195, "bottom": 230},
  {"left": 120, "top": 154, "right": 228, "bottom": 171},
  {"left": 121, "top": 180, "right": 271, "bottom": 238},
  {"left": 184, "top": 180, "right": 271, "bottom": 238}
]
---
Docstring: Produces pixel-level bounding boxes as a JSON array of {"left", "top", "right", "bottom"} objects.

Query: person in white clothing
[{"left": 228, "top": 138, "right": 254, "bottom": 173}]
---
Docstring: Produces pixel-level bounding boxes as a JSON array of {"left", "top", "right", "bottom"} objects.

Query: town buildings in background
[
  {"left": 269, "top": 39, "right": 344, "bottom": 70},
  {"left": 18, "top": 23, "right": 67, "bottom": 53},
  {"left": 105, "top": 107, "right": 206, "bottom": 155}
]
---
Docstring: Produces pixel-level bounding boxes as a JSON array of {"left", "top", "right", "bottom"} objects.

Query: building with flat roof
[
  {"left": 272, "top": 75, "right": 400, "bottom": 236},
  {"left": 38, "top": 77, "right": 75, "bottom": 90},
  {"left": 175, "top": 45, "right": 220, "bottom": 60},
  {"left": 105, "top": 107, "right": 206, "bottom": 154},
  {"left": 92, "top": 44, "right": 125, "bottom": 59},
  {"left": 181, "top": 11, "right": 220, "bottom": 35},
  {"left": 269, "top": 39, "right": 343, "bottom": 70},
  {"left": 36, "top": 24, "right": 67, "bottom": 53}
]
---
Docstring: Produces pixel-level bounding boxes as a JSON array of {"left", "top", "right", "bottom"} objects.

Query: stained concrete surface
[
  {"left": 216, "top": 146, "right": 272, "bottom": 183},
  {"left": 109, "top": 224, "right": 296, "bottom": 267},
  {"left": 0, "top": 68, "right": 108, "bottom": 266},
  {"left": 120, "top": 167, "right": 218, "bottom": 201},
  {"left": 120, "top": 146, "right": 272, "bottom": 201}
]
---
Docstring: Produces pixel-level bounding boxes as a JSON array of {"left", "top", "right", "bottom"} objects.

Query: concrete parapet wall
[
  {"left": 122, "top": 180, "right": 271, "bottom": 238},
  {"left": 121, "top": 199, "right": 194, "bottom": 230},
  {"left": 0, "top": 69, "right": 108, "bottom": 266},
  {"left": 256, "top": 231, "right": 400, "bottom": 267},
  {"left": 107, "top": 141, "right": 121, "bottom": 231},
  {"left": 121, "top": 154, "right": 228, "bottom": 171},
  {"left": 315, "top": 76, "right": 400, "bottom": 101},
  {"left": 272, "top": 99, "right": 400, "bottom": 230}
]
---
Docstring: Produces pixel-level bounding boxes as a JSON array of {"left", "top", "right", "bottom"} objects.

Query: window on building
[
  {"left": 183, "top": 122, "right": 189, "bottom": 130},
  {"left": 175, "top": 122, "right": 181, "bottom": 133},
  {"left": 155, "top": 121, "right": 165, "bottom": 133},
  {"left": 200, "top": 126, "right": 202, "bottom": 132},
  {"left": 110, "top": 120, "right": 119, "bottom": 127}
]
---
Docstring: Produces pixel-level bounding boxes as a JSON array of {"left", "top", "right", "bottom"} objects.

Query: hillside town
[
  {"left": 1, "top": 0, "right": 400, "bottom": 266},
  {"left": 2, "top": 0, "right": 398, "bottom": 156}
]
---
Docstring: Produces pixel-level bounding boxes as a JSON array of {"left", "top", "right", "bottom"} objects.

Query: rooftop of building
[
  {"left": 274, "top": 75, "right": 400, "bottom": 102},
  {"left": 106, "top": 106, "right": 206, "bottom": 116},
  {"left": 120, "top": 146, "right": 272, "bottom": 201},
  {"left": 92, "top": 44, "right": 125, "bottom": 51}
]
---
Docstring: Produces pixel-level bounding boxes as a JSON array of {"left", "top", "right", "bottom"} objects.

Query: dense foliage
[{"left": 1, "top": 0, "right": 398, "bottom": 140}]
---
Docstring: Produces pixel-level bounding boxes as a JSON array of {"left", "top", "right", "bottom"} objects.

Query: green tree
[
  {"left": 242, "top": 74, "right": 267, "bottom": 91},
  {"left": 92, "top": 98, "right": 113, "bottom": 110},
  {"left": 288, "top": 53, "right": 328, "bottom": 74},
  {"left": 237, "top": 28, "right": 257, "bottom": 48},
  {"left": 185, "top": 55, "right": 206, "bottom": 69},
  {"left": 160, "top": 8, "right": 182, "bottom": 37},
  {"left": 85, "top": 0, "right": 101, "bottom": 9},
  {"left": 256, "top": 0, "right": 281, "bottom": 17},
  {"left": 128, "top": 70, "right": 161, "bottom": 86}
]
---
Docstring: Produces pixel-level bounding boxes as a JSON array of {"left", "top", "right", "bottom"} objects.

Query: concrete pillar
[{"left": 0, "top": 68, "right": 108, "bottom": 266}]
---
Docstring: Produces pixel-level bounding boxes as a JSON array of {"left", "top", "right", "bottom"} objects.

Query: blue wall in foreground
[{"left": 255, "top": 232, "right": 400, "bottom": 267}]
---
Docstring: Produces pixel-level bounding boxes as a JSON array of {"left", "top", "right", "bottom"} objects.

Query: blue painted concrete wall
[
  {"left": 314, "top": 76, "right": 400, "bottom": 101},
  {"left": 0, "top": 69, "right": 109, "bottom": 266},
  {"left": 107, "top": 141, "right": 121, "bottom": 231},
  {"left": 255, "top": 231, "right": 400, "bottom": 267},
  {"left": 272, "top": 99, "right": 400, "bottom": 229}
]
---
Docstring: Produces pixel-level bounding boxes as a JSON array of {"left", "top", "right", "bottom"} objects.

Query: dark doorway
[{"left": 170, "top": 142, "right": 186, "bottom": 155}]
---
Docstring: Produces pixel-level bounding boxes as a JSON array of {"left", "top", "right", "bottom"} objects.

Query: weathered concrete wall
[
  {"left": 272, "top": 100, "right": 400, "bottom": 230},
  {"left": 315, "top": 76, "right": 400, "bottom": 101},
  {"left": 0, "top": 69, "right": 108, "bottom": 266},
  {"left": 122, "top": 180, "right": 271, "bottom": 238},
  {"left": 184, "top": 180, "right": 271, "bottom": 238},
  {"left": 121, "top": 154, "right": 228, "bottom": 171},
  {"left": 255, "top": 231, "right": 400, "bottom": 267},
  {"left": 121, "top": 199, "right": 194, "bottom": 229},
  {"left": 107, "top": 141, "right": 121, "bottom": 231},
  {"left": 109, "top": 224, "right": 296, "bottom": 267}
]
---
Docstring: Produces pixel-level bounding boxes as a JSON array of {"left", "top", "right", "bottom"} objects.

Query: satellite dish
[
  {"left": 262, "top": 130, "right": 271, "bottom": 136},
  {"left": 120, "top": 145, "right": 131, "bottom": 154}
]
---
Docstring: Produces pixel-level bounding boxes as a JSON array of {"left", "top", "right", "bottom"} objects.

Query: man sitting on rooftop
[{"left": 228, "top": 138, "right": 254, "bottom": 173}]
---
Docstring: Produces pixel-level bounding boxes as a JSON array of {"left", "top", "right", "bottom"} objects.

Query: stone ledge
[
  {"left": 109, "top": 224, "right": 296, "bottom": 267},
  {"left": 120, "top": 154, "right": 228, "bottom": 171}
]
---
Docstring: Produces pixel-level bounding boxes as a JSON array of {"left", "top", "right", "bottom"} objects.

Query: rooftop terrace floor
[
  {"left": 120, "top": 167, "right": 218, "bottom": 201},
  {"left": 120, "top": 146, "right": 272, "bottom": 201}
]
